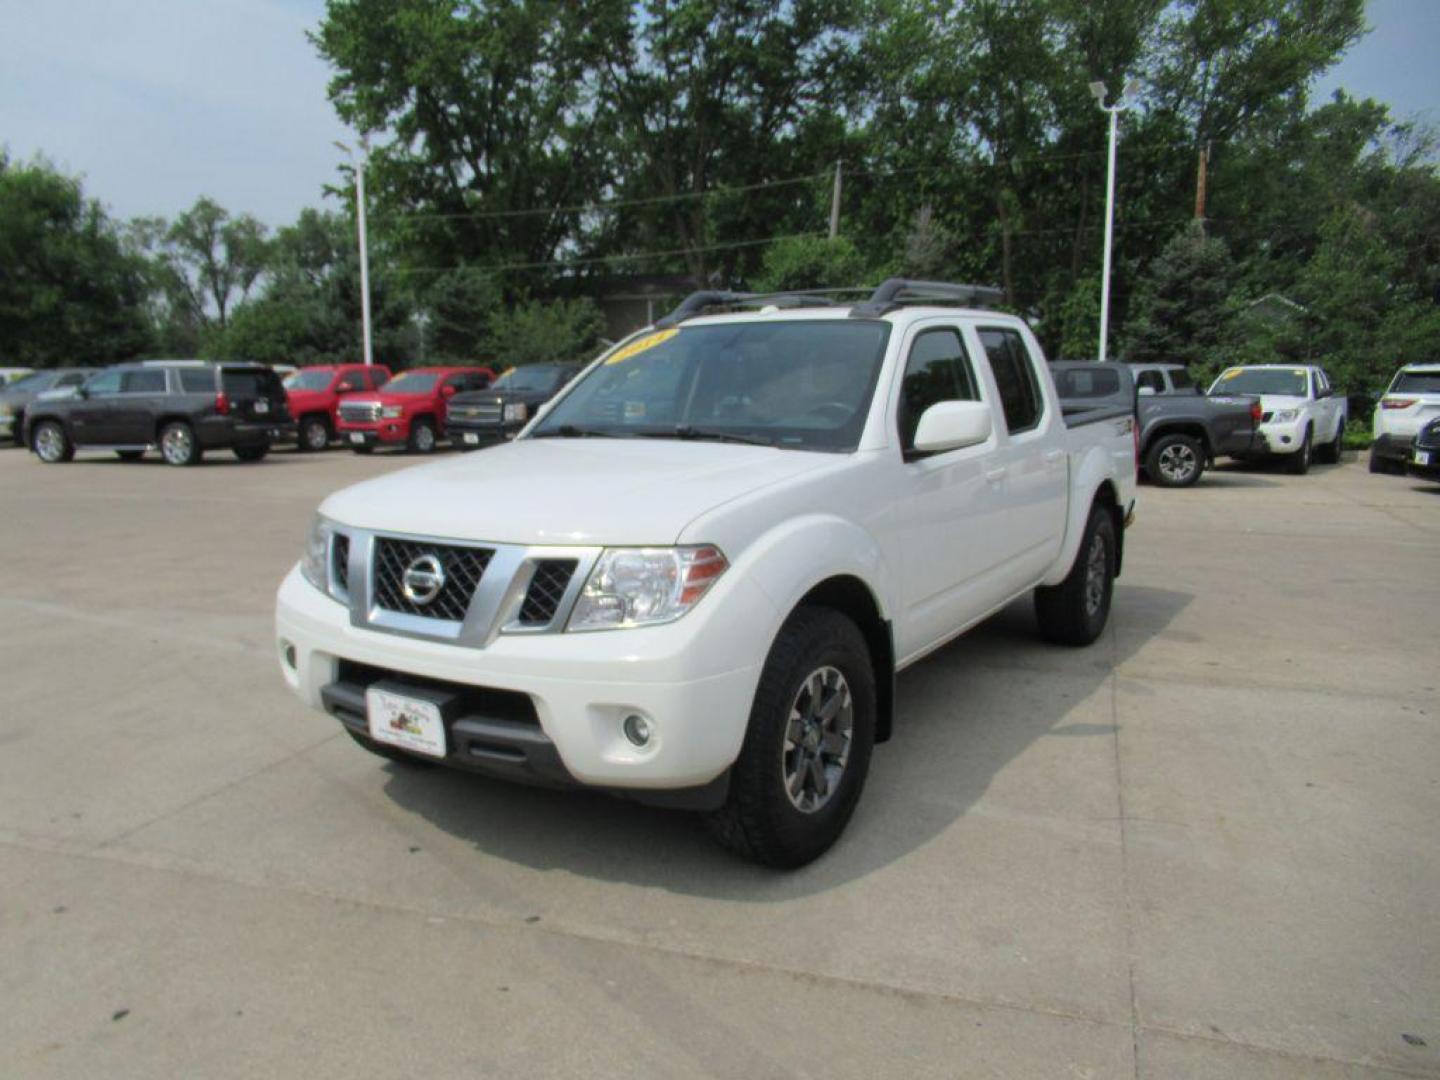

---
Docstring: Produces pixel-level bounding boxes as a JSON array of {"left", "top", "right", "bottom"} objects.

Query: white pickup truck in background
[
  {"left": 276, "top": 280, "right": 1138, "bottom": 866},
  {"left": 1207, "top": 364, "right": 1347, "bottom": 474}
]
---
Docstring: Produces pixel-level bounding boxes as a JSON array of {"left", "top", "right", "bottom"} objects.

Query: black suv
[
  {"left": 24, "top": 361, "right": 293, "bottom": 466},
  {"left": 445, "top": 361, "right": 585, "bottom": 448}
]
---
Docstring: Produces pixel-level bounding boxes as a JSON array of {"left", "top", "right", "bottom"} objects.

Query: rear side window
[
  {"left": 979, "top": 328, "right": 1043, "bottom": 434},
  {"left": 222, "top": 368, "right": 283, "bottom": 398},
  {"left": 122, "top": 370, "right": 167, "bottom": 394},
  {"left": 898, "top": 328, "right": 980, "bottom": 450},
  {"left": 178, "top": 368, "right": 215, "bottom": 393},
  {"left": 1053, "top": 367, "right": 1121, "bottom": 398}
]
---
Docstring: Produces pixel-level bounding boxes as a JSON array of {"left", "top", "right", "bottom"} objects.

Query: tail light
[
  {"left": 1381, "top": 397, "right": 1416, "bottom": 410},
  {"left": 1250, "top": 400, "right": 1263, "bottom": 422},
  {"left": 215, "top": 391, "right": 230, "bottom": 416}
]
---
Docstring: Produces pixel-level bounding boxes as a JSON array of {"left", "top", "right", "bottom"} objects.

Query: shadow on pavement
[{"left": 379, "top": 583, "right": 1192, "bottom": 895}]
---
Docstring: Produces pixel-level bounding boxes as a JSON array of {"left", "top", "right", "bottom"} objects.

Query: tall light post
[
  {"left": 1088, "top": 78, "right": 1139, "bottom": 363},
  {"left": 334, "top": 136, "right": 374, "bottom": 367}
]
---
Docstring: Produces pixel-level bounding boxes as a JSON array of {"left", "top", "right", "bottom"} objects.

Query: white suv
[{"left": 1370, "top": 363, "right": 1440, "bottom": 474}]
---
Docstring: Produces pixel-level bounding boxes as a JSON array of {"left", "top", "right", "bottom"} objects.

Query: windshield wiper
[
  {"left": 531, "top": 424, "right": 618, "bottom": 439},
  {"left": 669, "top": 425, "right": 775, "bottom": 447}
]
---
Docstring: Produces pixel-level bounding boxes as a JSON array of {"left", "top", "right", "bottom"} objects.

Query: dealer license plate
[
  {"left": 463, "top": 433, "right": 479, "bottom": 444},
  {"left": 350, "top": 432, "right": 365, "bottom": 444},
  {"left": 1415, "top": 450, "right": 1431, "bottom": 466},
  {"left": 255, "top": 400, "right": 270, "bottom": 414},
  {"left": 366, "top": 687, "right": 446, "bottom": 758}
]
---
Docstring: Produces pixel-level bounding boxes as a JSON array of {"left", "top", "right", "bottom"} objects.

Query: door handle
[{"left": 984, "top": 466, "right": 1008, "bottom": 484}]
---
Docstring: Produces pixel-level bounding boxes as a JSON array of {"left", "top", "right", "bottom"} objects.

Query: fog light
[
  {"left": 622, "top": 713, "right": 652, "bottom": 747},
  {"left": 1280, "top": 435, "right": 1292, "bottom": 445}
]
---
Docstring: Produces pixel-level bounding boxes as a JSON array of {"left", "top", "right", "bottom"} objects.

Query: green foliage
[
  {"left": 1342, "top": 419, "right": 1372, "bottom": 450},
  {"left": 484, "top": 297, "right": 606, "bottom": 366},
  {"left": 419, "top": 266, "right": 500, "bottom": 362},
  {"left": 0, "top": 154, "right": 152, "bottom": 366},
  {"left": 1123, "top": 223, "right": 1237, "bottom": 366},
  {"left": 750, "top": 236, "right": 867, "bottom": 293},
  {"left": 1057, "top": 275, "right": 1101, "bottom": 361}
]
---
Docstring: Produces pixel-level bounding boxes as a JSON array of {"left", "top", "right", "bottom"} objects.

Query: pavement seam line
[
  {"left": 6, "top": 833, "right": 1434, "bottom": 1078},
  {"left": 1109, "top": 618, "right": 1142, "bottom": 1080}
]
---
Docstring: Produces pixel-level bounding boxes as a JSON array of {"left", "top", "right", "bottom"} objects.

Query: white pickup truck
[
  {"left": 1206, "top": 364, "right": 1347, "bottom": 474},
  {"left": 275, "top": 280, "right": 1138, "bottom": 866}
]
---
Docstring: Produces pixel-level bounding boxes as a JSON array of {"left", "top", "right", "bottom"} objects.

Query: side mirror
[
  {"left": 1137, "top": 386, "right": 1157, "bottom": 397},
  {"left": 912, "top": 400, "right": 993, "bottom": 454}
]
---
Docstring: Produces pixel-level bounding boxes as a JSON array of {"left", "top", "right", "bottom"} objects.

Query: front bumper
[
  {"left": 445, "top": 420, "right": 515, "bottom": 448},
  {"left": 197, "top": 417, "right": 295, "bottom": 448},
  {"left": 338, "top": 421, "right": 406, "bottom": 447},
  {"left": 1256, "top": 420, "right": 1305, "bottom": 454},
  {"left": 275, "top": 565, "right": 771, "bottom": 793},
  {"left": 1408, "top": 441, "right": 1440, "bottom": 480}
]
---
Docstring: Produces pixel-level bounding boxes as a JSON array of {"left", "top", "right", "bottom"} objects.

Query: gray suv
[{"left": 23, "top": 361, "right": 293, "bottom": 466}]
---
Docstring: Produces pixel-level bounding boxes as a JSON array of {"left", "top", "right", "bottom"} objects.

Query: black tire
[
  {"left": 1316, "top": 421, "right": 1342, "bottom": 465},
  {"left": 408, "top": 418, "right": 438, "bottom": 454},
  {"left": 159, "top": 421, "right": 202, "bottom": 466},
  {"left": 1034, "top": 502, "right": 1116, "bottom": 647},
  {"left": 32, "top": 420, "right": 73, "bottom": 463},
  {"left": 706, "top": 606, "right": 875, "bottom": 868},
  {"left": 233, "top": 443, "right": 269, "bottom": 462},
  {"left": 1145, "top": 433, "right": 1204, "bottom": 488},
  {"left": 345, "top": 729, "right": 438, "bottom": 767},
  {"left": 1368, "top": 447, "right": 1385, "bottom": 474},
  {"left": 1287, "top": 428, "right": 1312, "bottom": 475},
  {"left": 298, "top": 415, "right": 330, "bottom": 452},
  {"left": 115, "top": 450, "right": 144, "bottom": 462}
]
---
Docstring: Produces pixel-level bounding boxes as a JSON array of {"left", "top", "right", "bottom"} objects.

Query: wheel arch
[
  {"left": 1144, "top": 420, "right": 1211, "bottom": 460},
  {"left": 154, "top": 413, "right": 196, "bottom": 442},
  {"left": 794, "top": 575, "right": 896, "bottom": 744}
]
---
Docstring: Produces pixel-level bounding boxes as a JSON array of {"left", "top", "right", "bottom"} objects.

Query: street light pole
[
  {"left": 1089, "top": 79, "right": 1139, "bottom": 364},
  {"left": 334, "top": 137, "right": 374, "bottom": 367}
]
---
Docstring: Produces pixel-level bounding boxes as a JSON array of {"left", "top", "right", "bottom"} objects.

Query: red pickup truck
[
  {"left": 336, "top": 366, "right": 495, "bottom": 454},
  {"left": 284, "top": 364, "right": 392, "bottom": 452}
]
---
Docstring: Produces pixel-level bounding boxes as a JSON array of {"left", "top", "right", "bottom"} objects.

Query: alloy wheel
[
  {"left": 1083, "top": 531, "right": 1108, "bottom": 617},
  {"left": 35, "top": 424, "right": 65, "bottom": 463},
  {"left": 781, "top": 666, "right": 853, "bottom": 814},
  {"left": 161, "top": 425, "right": 192, "bottom": 465},
  {"left": 1158, "top": 443, "right": 1198, "bottom": 484}
]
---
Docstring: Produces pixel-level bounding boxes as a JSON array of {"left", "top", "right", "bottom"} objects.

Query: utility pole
[
  {"left": 1089, "top": 79, "right": 1140, "bottom": 363},
  {"left": 334, "top": 136, "right": 374, "bottom": 367},
  {"left": 829, "top": 160, "right": 842, "bottom": 241},
  {"left": 1193, "top": 140, "right": 1211, "bottom": 234}
]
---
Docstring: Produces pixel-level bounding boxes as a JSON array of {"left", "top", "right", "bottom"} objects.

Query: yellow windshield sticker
[
  {"left": 605, "top": 329, "right": 679, "bottom": 366},
  {"left": 1292, "top": 369, "right": 1306, "bottom": 376},
  {"left": 1221, "top": 369, "right": 1242, "bottom": 379}
]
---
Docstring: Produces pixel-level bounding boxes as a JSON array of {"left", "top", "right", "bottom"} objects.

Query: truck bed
[{"left": 1049, "top": 361, "right": 1137, "bottom": 427}]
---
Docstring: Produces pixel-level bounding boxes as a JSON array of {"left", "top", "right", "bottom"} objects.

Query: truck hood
[
  {"left": 1258, "top": 394, "right": 1307, "bottom": 414},
  {"left": 320, "top": 437, "right": 836, "bottom": 546}
]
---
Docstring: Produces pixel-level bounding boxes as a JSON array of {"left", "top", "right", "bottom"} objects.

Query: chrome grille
[
  {"left": 454, "top": 403, "right": 502, "bottom": 423},
  {"left": 518, "top": 560, "right": 578, "bottom": 626},
  {"left": 372, "top": 538, "right": 493, "bottom": 621},
  {"left": 332, "top": 533, "right": 350, "bottom": 594},
  {"left": 339, "top": 401, "right": 382, "bottom": 423}
]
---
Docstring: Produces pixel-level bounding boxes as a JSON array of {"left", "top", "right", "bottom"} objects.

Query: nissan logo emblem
[{"left": 401, "top": 554, "right": 446, "bottom": 606}]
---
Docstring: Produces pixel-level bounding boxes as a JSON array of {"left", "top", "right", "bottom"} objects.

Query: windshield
[
  {"left": 493, "top": 366, "right": 564, "bottom": 393},
  {"left": 285, "top": 369, "right": 334, "bottom": 391},
  {"left": 1210, "top": 368, "right": 1307, "bottom": 397},
  {"left": 531, "top": 321, "right": 891, "bottom": 451},
  {"left": 384, "top": 373, "right": 439, "bottom": 395},
  {"left": 1391, "top": 371, "right": 1440, "bottom": 394}
]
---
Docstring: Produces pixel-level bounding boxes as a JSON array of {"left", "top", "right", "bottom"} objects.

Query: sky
[{"left": 1, "top": 0, "right": 1437, "bottom": 232}]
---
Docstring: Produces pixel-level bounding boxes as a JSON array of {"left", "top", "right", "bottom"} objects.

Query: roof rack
[
  {"left": 653, "top": 287, "right": 873, "bottom": 328},
  {"left": 848, "top": 278, "right": 1005, "bottom": 318}
]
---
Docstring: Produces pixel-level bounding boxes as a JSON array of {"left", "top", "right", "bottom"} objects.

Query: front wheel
[
  {"left": 159, "top": 421, "right": 201, "bottom": 466},
  {"left": 1145, "top": 433, "right": 1204, "bottom": 487},
  {"left": 408, "top": 418, "right": 437, "bottom": 454},
  {"left": 1287, "top": 429, "right": 1312, "bottom": 475},
  {"left": 706, "top": 606, "right": 875, "bottom": 868},
  {"left": 1035, "top": 502, "right": 1116, "bottom": 647},
  {"left": 32, "top": 421, "right": 73, "bottom": 463},
  {"left": 298, "top": 415, "right": 331, "bottom": 452}
]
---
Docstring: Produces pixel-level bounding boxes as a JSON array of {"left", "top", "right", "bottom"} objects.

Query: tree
[
  {"left": 0, "top": 154, "right": 152, "bottom": 366},
  {"left": 750, "top": 236, "right": 868, "bottom": 293},
  {"left": 1123, "top": 223, "right": 1237, "bottom": 365},
  {"left": 484, "top": 297, "right": 607, "bottom": 366},
  {"left": 418, "top": 265, "right": 500, "bottom": 362}
]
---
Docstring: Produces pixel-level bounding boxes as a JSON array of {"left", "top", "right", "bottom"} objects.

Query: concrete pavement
[{"left": 0, "top": 444, "right": 1436, "bottom": 1078}]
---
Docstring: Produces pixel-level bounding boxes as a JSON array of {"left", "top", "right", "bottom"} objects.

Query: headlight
[
  {"left": 1269, "top": 409, "right": 1299, "bottom": 423},
  {"left": 503, "top": 402, "right": 528, "bottom": 423},
  {"left": 381, "top": 405, "right": 404, "bottom": 419},
  {"left": 300, "top": 515, "right": 336, "bottom": 595},
  {"left": 568, "top": 546, "right": 727, "bottom": 630}
]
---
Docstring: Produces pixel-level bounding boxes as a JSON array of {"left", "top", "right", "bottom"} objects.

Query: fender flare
[{"left": 1041, "top": 450, "right": 1121, "bottom": 588}]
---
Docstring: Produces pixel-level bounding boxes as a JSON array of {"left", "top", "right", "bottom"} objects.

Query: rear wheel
[
  {"left": 408, "top": 418, "right": 438, "bottom": 454},
  {"left": 160, "top": 421, "right": 201, "bottom": 466},
  {"left": 1287, "top": 428, "right": 1312, "bottom": 475},
  {"left": 706, "top": 606, "right": 875, "bottom": 868},
  {"left": 32, "top": 421, "right": 73, "bottom": 463},
  {"left": 299, "top": 415, "right": 330, "bottom": 452},
  {"left": 1035, "top": 502, "right": 1116, "bottom": 646},
  {"left": 233, "top": 443, "right": 269, "bottom": 462},
  {"left": 1145, "top": 433, "right": 1204, "bottom": 487},
  {"left": 115, "top": 450, "right": 144, "bottom": 462},
  {"left": 1368, "top": 446, "right": 1385, "bottom": 473},
  {"left": 1318, "top": 421, "right": 1344, "bottom": 464}
]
